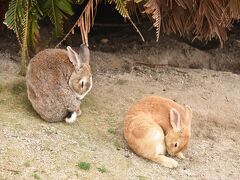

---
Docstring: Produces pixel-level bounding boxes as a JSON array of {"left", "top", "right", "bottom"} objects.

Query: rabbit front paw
[
  {"left": 162, "top": 157, "right": 178, "bottom": 168},
  {"left": 176, "top": 152, "right": 185, "bottom": 159},
  {"left": 77, "top": 109, "right": 82, "bottom": 116}
]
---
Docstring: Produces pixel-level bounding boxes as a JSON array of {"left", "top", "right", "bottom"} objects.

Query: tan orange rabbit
[{"left": 124, "top": 96, "right": 192, "bottom": 168}]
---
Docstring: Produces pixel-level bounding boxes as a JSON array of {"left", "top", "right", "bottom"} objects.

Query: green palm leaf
[
  {"left": 41, "top": 0, "right": 74, "bottom": 37},
  {"left": 4, "top": 0, "right": 42, "bottom": 75},
  {"left": 112, "top": 0, "right": 129, "bottom": 18},
  {"left": 4, "top": 0, "right": 23, "bottom": 46},
  {"left": 109, "top": 0, "right": 145, "bottom": 41}
]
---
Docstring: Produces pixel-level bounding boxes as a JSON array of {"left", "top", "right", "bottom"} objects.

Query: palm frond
[
  {"left": 112, "top": 0, "right": 129, "bottom": 18},
  {"left": 110, "top": 0, "right": 145, "bottom": 41},
  {"left": 4, "top": 0, "right": 42, "bottom": 49},
  {"left": 126, "top": 1, "right": 145, "bottom": 24},
  {"left": 4, "top": 0, "right": 42, "bottom": 75},
  {"left": 41, "top": 0, "right": 74, "bottom": 37},
  {"left": 126, "top": 0, "right": 139, "bottom": 17},
  {"left": 226, "top": 0, "right": 240, "bottom": 19},
  {"left": 174, "top": 0, "right": 194, "bottom": 10},
  {"left": 20, "top": 0, "right": 30, "bottom": 69},
  {"left": 194, "top": 0, "right": 227, "bottom": 47},
  {"left": 56, "top": 0, "right": 100, "bottom": 47},
  {"left": 28, "top": 5, "right": 42, "bottom": 48},
  {"left": 77, "top": 0, "right": 99, "bottom": 45},
  {"left": 161, "top": 5, "right": 194, "bottom": 36},
  {"left": 143, "top": 0, "right": 161, "bottom": 41},
  {"left": 138, "top": 0, "right": 240, "bottom": 46},
  {"left": 4, "top": 0, "right": 23, "bottom": 46}
]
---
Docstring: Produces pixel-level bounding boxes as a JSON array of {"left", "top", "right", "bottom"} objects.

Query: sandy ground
[{"left": 0, "top": 37, "right": 240, "bottom": 179}]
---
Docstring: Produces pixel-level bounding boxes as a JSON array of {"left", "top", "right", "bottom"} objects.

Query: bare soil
[{"left": 0, "top": 34, "right": 240, "bottom": 179}]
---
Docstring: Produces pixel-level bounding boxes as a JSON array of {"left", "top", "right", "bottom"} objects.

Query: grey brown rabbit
[{"left": 26, "top": 45, "right": 92, "bottom": 123}]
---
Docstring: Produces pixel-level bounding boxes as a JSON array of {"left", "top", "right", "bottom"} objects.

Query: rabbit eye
[
  {"left": 174, "top": 142, "right": 178, "bottom": 148},
  {"left": 80, "top": 80, "right": 84, "bottom": 88}
]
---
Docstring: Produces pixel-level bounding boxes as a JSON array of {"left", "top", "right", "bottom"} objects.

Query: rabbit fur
[
  {"left": 124, "top": 96, "right": 192, "bottom": 168},
  {"left": 26, "top": 45, "right": 92, "bottom": 123}
]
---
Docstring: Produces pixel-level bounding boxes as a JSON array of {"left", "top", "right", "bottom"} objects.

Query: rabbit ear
[
  {"left": 170, "top": 108, "right": 181, "bottom": 132},
  {"left": 79, "top": 44, "right": 90, "bottom": 64},
  {"left": 67, "top": 46, "right": 82, "bottom": 70},
  {"left": 185, "top": 105, "right": 192, "bottom": 130}
]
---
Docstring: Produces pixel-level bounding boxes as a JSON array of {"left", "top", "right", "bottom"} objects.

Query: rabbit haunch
[
  {"left": 26, "top": 45, "right": 92, "bottom": 123},
  {"left": 124, "top": 96, "right": 192, "bottom": 168}
]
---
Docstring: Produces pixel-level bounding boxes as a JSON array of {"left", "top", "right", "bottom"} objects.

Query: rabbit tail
[{"left": 65, "top": 111, "right": 77, "bottom": 123}]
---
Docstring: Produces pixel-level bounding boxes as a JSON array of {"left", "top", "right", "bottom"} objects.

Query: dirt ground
[{"left": 0, "top": 32, "right": 240, "bottom": 179}]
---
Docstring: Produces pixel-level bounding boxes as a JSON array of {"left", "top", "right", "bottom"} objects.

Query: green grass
[
  {"left": 78, "top": 162, "right": 91, "bottom": 170},
  {"left": 0, "top": 99, "right": 5, "bottom": 104},
  {"left": 137, "top": 175, "right": 147, "bottom": 180},
  {"left": 105, "top": 113, "right": 117, "bottom": 125},
  {"left": 108, "top": 128, "right": 116, "bottom": 134},
  {"left": 32, "top": 171, "right": 40, "bottom": 179},
  {"left": 97, "top": 166, "right": 108, "bottom": 173},
  {"left": 81, "top": 95, "right": 94, "bottom": 109},
  {"left": 113, "top": 140, "right": 124, "bottom": 150},
  {"left": 17, "top": 94, "right": 35, "bottom": 111},
  {"left": 8, "top": 82, "right": 35, "bottom": 113},
  {"left": 0, "top": 84, "right": 3, "bottom": 93},
  {"left": 24, "top": 161, "right": 31, "bottom": 167},
  {"left": 11, "top": 81, "right": 26, "bottom": 95},
  {"left": 115, "top": 79, "right": 128, "bottom": 85}
]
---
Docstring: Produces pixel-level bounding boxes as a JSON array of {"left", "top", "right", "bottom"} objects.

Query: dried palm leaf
[
  {"left": 228, "top": 0, "right": 240, "bottom": 19},
  {"left": 57, "top": 0, "right": 145, "bottom": 46},
  {"left": 139, "top": 0, "right": 240, "bottom": 46},
  {"left": 194, "top": 0, "right": 227, "bottom": 47},
  {"left": 143, "top": 0, "right": 161, "bottom": 41},
  {"left": 56, "top": 0, "right": 100, "bottom": 47},
  {"left": 161, "top": 5, "right": 194, "bottom": 36},
  {"left": 174, "top": 0, "right": 195, "bottom": 10},
  {"left": 56, "top": 0, "right": 240, "bottom": 48},
  {"left": 221, "top": 0, "right": 240, "bottom": 27}
]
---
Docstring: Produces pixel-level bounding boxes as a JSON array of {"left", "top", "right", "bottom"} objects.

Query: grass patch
[
  {"left": 24, "top": 161, "right": 31, "bottom": 167},
  {"left": 17, "top": 94, "right": 35, "bottom": 111},
  {"left": 105, "top": 113, "right": 117, "bottom": 125},
  {"left": 78, "top": 162, "right": 90, "bottom": 171},
  {"left": 82, "top": 95, "right": 94, "bottom": 108},
  {"left": 0, "top": 99, "right": 5, "bottom": 104},
  {"left": 97, "top": 166, "right": 108, "bottom": 173},
  {"left": 32, "top": 171, "right": 40, "bottom": 179},
  {"left": 11, "top": 81, "right": 26, "bottom": 95},
  {"left": 114, "top": 140, "right": 124, "bottom": 150},
  {"left": 137, "top": 176, "right": 147, "bottom": 180},
  {"left": 0, "top": 84, "right": 3, "bottom": 93},
  {"left": 108, "top": 128, "right": 116, "bottom": 134},
  {"left": 115, "top": 79, "right": 128, "bottom": 85}
]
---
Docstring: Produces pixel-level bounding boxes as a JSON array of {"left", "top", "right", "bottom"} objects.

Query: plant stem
[{"left": 19, "top": 51, "right": 28, "bottom": 76}]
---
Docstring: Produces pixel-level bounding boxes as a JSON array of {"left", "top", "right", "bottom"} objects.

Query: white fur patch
[
  {"left": 65, "top": 112, "right": 77, "bottom": 123},
  {"left": 155, "top": 143, "right": 166, "bottom": 155},
  {"left": 150, "top": 129, "right": 164, "bottom": 141},
  {"left": 150, "top": 129, "right": 166, "bottom": 155},
  {"left": 78, "top": 76, "right": 93, "bottom": 100},
  {"left": 152, "top": 130, "right": 161, "bottom": 140}
]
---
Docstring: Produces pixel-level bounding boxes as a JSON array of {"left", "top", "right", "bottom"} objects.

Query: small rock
[
  {"left": 100, "top": 38, "right": 109, "bottom": 44},
  {"left": 125, "top": 154, "right": 130, "bottom": 158}
]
